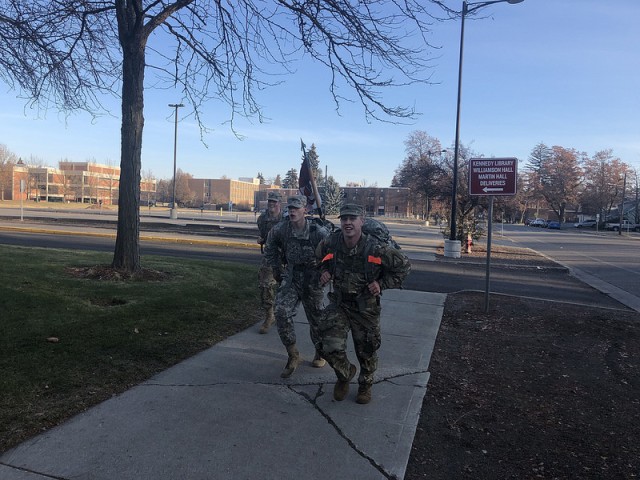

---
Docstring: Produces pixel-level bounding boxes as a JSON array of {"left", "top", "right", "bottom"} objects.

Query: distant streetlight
[
  {"left": 169, "top": 103, "right": 184, "bottom": 219},
  {"left": 619, "top": 172, "right": 627, "bottom": 235},
  {"left": 445, "top": 0, "right": 524, "bottom": 258}
]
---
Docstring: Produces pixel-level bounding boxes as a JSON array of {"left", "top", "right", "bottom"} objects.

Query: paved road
[
  {"left": 493, "top": 224, "right": 640, "bottom": 312},
  {"left": 0, "top": 216, "right": 631, "bottom": 311}
]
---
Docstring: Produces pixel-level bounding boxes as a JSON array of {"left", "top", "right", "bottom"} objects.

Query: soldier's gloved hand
[
  {"left": 257, "top": 237, "right": 264, "bottom": 245},
  {"left": 368, "top": 280, "right": 381, "bottom": 297},
  {"left": 320, "top": 271, "right": 332, "bottom": 286}
]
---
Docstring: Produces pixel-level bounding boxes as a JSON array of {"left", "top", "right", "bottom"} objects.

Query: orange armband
[{"left": 322, "top": 253, "right": 334, "bottom": 263}]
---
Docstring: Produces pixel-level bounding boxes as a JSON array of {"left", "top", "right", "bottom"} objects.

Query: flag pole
[{"left": 300, "top": 140, "right": 323, "bottom": 217}]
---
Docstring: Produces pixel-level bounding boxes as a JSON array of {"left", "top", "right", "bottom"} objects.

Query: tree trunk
[{"left": 112, "top": 35, "right": 145, "bottom": 273}]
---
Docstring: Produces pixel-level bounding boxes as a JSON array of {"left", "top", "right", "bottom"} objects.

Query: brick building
[
  {"left": 1, "top": 161, "right": 155, "bottom": 205},
  {"left": 341, "top": 186, "right": 411, "bottom": 217},
  {"left": 254, "top": 186, "right": 299, "bottom": 212},
  {"left": 189, "top": 177, "right": 263, "bottom": 211}
]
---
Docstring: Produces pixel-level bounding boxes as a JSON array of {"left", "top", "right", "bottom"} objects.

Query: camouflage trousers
[
  {"left": 274, "top": 269, "right": 324, "bottom": 348},
  {"left": 258, "top": 260, "right": 278, "bottom": 309},
  {"left": 316, "top": 293, "right": 382, "bottom": 387}
]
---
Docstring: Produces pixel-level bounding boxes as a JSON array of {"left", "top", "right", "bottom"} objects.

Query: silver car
[{"left": 574, "top": 220, "right": 597, "bottom": 228}]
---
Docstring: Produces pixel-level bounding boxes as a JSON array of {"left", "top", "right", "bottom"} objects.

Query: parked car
[
  {"left": 574, "top": 219, "right": 597, "bottom": 228},
  {"left": 547, "top": 221, "right": 561, "bottom": 229},
  {"left": 604, "top": 220, "right": 640, "bottom": 232},
  {"left": 530, "top": 218, "right": 548, "bottom": 227}
]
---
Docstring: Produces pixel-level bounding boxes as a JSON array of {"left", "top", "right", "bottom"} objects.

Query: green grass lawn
[{"left": 0, "top": 245, "right": 261, "bottom": 452}]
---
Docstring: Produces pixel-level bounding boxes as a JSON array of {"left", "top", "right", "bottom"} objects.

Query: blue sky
[{"left": 1, "top": 0, "right": 639, "bottom": 187}]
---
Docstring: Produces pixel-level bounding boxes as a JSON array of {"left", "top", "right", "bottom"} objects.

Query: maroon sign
[{"left": 469, "top": 157, "right": 517, "bottom": 196}]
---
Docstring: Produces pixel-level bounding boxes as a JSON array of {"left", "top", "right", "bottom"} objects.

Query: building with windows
[
  {"left": 189, "top": 177, "right": 263, "bottom": 211},
  {"left": 341, "top": 186, "right": 411, "bottom": 217},
  {"left": 254, "top": 187, "right": 299, "bottom": 212},
  {"left": 2, "top": 161, "right": 155, "bottom": 205}
]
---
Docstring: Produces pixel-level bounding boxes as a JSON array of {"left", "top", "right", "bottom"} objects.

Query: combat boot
[
  {"left": 280, "top": 344, "right": 300, "bottom": 378},
  {"left": 356, "top": 384, "right": 372, "bottom": 404},
  {"left": 259, "top": 309, "right": 275, "bottom": 334},
  {"left": 311, "top": 349, "right": 326, "bottom": 368},
  {"left": 333, "top": 364, "right": 356, "bottom": 401}
]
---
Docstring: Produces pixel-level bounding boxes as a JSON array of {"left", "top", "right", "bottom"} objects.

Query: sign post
[
  {"left": 20, "top": 179, "right": 25, "bottom": 222},
  {"left": 469, "top": 158, "right": 518, "bottom": 312}
]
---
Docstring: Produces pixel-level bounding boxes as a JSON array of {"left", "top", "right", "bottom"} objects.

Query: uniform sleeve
[
  {"left": 263, "top": 224, "right": 282, "bottom": 268},
  {"left": 316, "top": 238, "right": 330, "bottom": 274},
  {"left": 256, "top": 215, "right": 265, "bottom": 241},
  {"left": 378, "top": 246, "right": 411, "bottom": 291}
]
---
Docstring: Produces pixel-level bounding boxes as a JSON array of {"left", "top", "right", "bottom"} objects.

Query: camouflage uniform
[
  {"left": 257, "top": 206, "right": 283, "bottom": 323},
  {"left": 316, "top": 216, "right": 410, "bottom": 396},
  {"left": 264, "top": 209, "right": 330, "bottom": 350}
]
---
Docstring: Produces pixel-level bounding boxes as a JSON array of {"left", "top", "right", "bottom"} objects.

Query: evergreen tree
[
  {"left": 302, "top": 143, "right": 324, "bottom": 185},
  {"left": 322, "top": 175, "right": 343, "bottom": 215},
  {"left": 282, "top": 168, "right": 298, "bottom": 189}
]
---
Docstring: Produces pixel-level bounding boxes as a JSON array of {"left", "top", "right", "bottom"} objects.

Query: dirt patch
[
  {"left": 405, "top": 291, "right": 640, "bottom": 479},
  {"left": 65, "top": 265, "right": 170, "bottom": 281}
]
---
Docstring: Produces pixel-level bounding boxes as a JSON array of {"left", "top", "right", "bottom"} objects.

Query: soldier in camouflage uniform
[
  {"left": 264, "top": 195, "right": 330, "bottom": 378},
  {"left": 256, "top": 190, "right": 284, "bottom": 334},
  {"left": 316, "top": 204, "right": 411, "bottom": 404}
]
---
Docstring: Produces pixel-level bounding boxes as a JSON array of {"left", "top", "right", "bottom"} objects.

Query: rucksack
[
  {"left": 361, "top": 217, "right": 400, "bottom": 250},
  {"left": 307, "top": 216, "right": 336, "bottom": 233}
]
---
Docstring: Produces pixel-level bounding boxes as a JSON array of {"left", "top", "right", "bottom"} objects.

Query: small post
[{"left": 484, "top": 196, "right": 494, "bottom": 313}]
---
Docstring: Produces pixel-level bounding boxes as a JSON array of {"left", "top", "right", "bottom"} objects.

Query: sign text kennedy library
[{"left": 468, "top": 157, "right": 517, "bottom": 196}]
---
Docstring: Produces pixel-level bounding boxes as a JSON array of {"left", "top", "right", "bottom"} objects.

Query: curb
[{"left": 0, "top": 225, "right": 261, "bottom": 250}]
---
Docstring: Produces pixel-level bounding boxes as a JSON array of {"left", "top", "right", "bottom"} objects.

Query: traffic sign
[{"left": 469, "top": 157, "right": 517, "bottom": 196}]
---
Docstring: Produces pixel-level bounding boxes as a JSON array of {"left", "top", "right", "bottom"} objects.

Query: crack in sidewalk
[
  {"left": 290, "top": 384, "right": 400, "bottom": 480},
  {"left": 141, "top": 368, "right": 430, "bottom": 480}
]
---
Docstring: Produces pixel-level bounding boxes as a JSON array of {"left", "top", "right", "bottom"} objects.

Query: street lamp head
[{"left": 466, "top": 0, "right": 524, "bottom": 12}]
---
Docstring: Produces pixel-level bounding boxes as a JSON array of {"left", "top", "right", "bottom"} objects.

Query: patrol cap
[
  {"left": 267, "top": 191, "right": 282, "bottom": 202},
  {"left": 339, "top": 204, "right": 364, "bottom": 218},
  {"left": 287, "top": 195, "right": 306, "bottom": 209}
]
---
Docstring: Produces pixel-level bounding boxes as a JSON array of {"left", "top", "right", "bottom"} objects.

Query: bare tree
[
  {"left": 0, "top": 144, "right": 17, "bottom": 201},
  {"left": 580, "top": 150, "right": 628, "bottom": 221},
  {"left": 392, "top": 131, "right": 447, "bottom": 220},
  {"left": 1, "top": 0, "right": 449, "bottom": 273},
  {"left": 141, "top": 168, "right": 155, "bottom": 207},
  {"left": 173, "top": 169, "right": 195, "bottom": 206},
  {"left": 155, "top": 178, "right": 171, "bottom": 204},
  {"left": 528, "top": 145, "right": 584, "bottom": 222}
]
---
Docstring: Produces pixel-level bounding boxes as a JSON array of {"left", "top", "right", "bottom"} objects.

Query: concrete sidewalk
[{"left": 0, "top": 289, "right": 445, "bottom": 480}]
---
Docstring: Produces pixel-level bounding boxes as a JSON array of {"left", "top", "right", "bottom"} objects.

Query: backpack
[
  {"left": 361, "top": 217, "right": 400, "bottom": 250},
  {"left": 307, "top": 216, "right": 336, "bottom": 233}
]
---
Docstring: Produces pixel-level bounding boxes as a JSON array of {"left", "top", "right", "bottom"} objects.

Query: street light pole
[
  {"left": 444, "top": 0, "right": 524, "bottom": 258},
  {"left": 169, "top": 103, "right": 184, "bottom": 219},
  {"left": 619, "top": 171, "right": 627, "bottom": 236}
]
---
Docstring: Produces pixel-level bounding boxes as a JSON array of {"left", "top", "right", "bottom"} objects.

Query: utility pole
[
  {"left": 169, "top": 103, "right": 184, "bottom": 219},
  {"left": 619, "top": 172, "right": 626, "bottom": 235}
]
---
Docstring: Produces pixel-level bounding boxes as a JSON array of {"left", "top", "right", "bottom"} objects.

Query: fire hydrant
[{"left": 466, "top": 234, "right": 473, "bottom": 253}]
